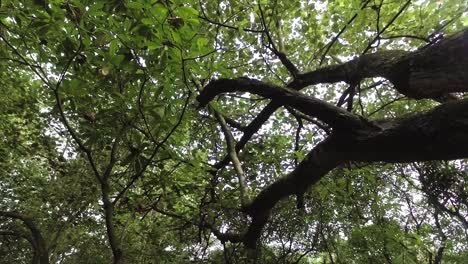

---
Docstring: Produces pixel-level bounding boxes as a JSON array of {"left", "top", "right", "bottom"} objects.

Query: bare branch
[
  {"left": 286, "top": 106, "right": 331, "bottom": 135},
  {"left": 214, "top": 111, "right": 249, "bottom": 207},
  {"left": 198, "top": 78, "right": 369, "bottom": 131}
]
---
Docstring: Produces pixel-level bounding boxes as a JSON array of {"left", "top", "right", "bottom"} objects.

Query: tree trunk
[{"left": 101, "top": 181, "right": 123, "bottom": 264}]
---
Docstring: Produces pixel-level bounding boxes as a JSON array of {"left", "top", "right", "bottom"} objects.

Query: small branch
[
  {"left": 102, "top": 126, "right": 126, "bottom": 181},
  {"left": 223, "top": 115, "right": 247, "bottom": 131},
  {"left": 137, "top": 78, "right": 157, "bottom": 142},
  {"left": 257, "top": 2, "right": 299, "bottom": 77},
  {"left": 214, "top": 110, "right": 249, "bottom": 207},
  {"left": 48, "top": 31, "right": 107, "bottom": 186},
  {"left": 213, "top": 101, "right": 282, "bottom": 170},
  {"left": 346, "top": 83, "right": 358, "bottom": 112},
  {"left": 319, "top": 0, "right": 372, "bottom": 65},
  {"left": 367, "top": 97, "right": 405, "bottom": 117},
  {"left": 362, "top": 0, "right": 412, "bottom": 54},
  {"left": 259, "top": 47, "right": 288, "bottom": 85},
  {"left": 427, "top": 10, "right": 466, "bottom": 41},
  {"left": 433, "top": 212, "right": 447, "bottom": 264},
  {"left": 336, "top": 83, "right": 358, "bottom": 109},
  {"left": 113, "top": 92, "right": 191, "bottom": 205},
  {"left": 292, "top": 112, "right": 303, "bottom": 167},
  {"left": 198, "top": 0, "right": 264, "bottom": 33},
  {"left": 285, "top": 106, "right": 331, "bottom": 135},
  {"left": 0, "top": 34, "right": 52, "bottom": 87},
  {"left": 149, "top": 203, "right": 244, "bottom": 244}
]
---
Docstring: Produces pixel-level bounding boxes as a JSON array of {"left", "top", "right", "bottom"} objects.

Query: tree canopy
[{"left": 0, "top": 0, "right": 467, "bottom": 263}]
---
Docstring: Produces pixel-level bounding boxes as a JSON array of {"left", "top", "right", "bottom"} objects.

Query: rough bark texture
[
  {"left": 101, "top": 182, "right": 123, "bottom": 264},
  {"left": 198, "top": 78, "right": 368, "bottom": 130},
  {"left": 390, "top": 30, "right": 468, "bottom": 99},
  {"left": 240, "top": 98, "right": 468, "bottom": 247},
  {"left": 289, "top": 29, "right": 468, "bottom": 99},
  {"left": 198, "top": 29, "right": 468, "bottom": 248}
]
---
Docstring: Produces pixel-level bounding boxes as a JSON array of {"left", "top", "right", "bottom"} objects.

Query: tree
[
  {"left": 197, "top": 28, "right": 468, "bottom": 247},
  {"left": 0, "top": 0, "right": 467, "bottom": 263}
]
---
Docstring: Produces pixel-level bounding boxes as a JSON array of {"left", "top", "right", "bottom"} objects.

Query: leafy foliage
[{"left": 0, "top": 0, "right": 467, "bottom": 263}]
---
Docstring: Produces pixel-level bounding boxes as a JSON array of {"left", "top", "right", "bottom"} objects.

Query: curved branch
[
  {"left": 201, "top": 29, "right": 468, "bottom": 247},
  {"left": 0, "top": 211, "right": 49, "bottom": 264}
]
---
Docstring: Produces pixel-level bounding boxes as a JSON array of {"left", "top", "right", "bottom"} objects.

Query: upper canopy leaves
[{"left": 0, "top": 0, "right": 467, "bottom": 263}]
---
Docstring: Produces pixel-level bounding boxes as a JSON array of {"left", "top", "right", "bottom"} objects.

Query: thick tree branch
[
  {"left": 293, "top": 50, "right": 407, "bottom": 88},
  {"left": 209, "top": 49, "right": 405, "bottom": 170},
  {"left": 209, "top": 39, "right": 407, "bottom": 169},
  {"left": 293, "top": 29, "right": 468, "bottom": 99},
  {"left": 220, "top": 98, "right": 468, "bottom": 247},
  {"left": 198, "top": 78, "right": 369, "bottom": 131}
]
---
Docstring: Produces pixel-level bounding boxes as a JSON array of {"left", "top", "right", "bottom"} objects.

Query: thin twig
[
  {"left": 319, "top": 0, "right": 372, "bottom": 65},
  {"left": 362, "top": 0, "right": 412, "bottom": 54}
]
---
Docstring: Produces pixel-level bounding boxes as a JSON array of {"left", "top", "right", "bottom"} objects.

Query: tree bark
[
  {"left": 241, "top": 98, "right": 468, "bottom": 247},
  {"left": 290, "top": 29, "right": 468, "bottom": 100},
  {"left": 100, "top": 181, "right": 123, "bottom": 264}
]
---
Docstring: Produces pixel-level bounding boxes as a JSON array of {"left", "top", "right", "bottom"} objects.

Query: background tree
[{"left": 0, "top": 0, "right": 467, "bottom": 263}]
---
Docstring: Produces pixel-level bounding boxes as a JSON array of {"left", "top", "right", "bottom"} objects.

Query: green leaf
[
  {"left": 147, "top": 41, "right": 161, "bottom": 50},
  {"left": 177, "top": 6, "right": 199, "bottom": 18},
  {"left": 127, "top": 2, "right": 144, "bottom": 9},
  {"left": 196, "top": 37, "right": 208, "bottom": 49},
  {"left": 109, "top": 39, "right": 119, "bottom": 56}
]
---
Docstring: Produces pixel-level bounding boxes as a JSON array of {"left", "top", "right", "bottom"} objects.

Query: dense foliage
[{"left": 0, "top": 0, "right": 467, "bottom": 263}]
